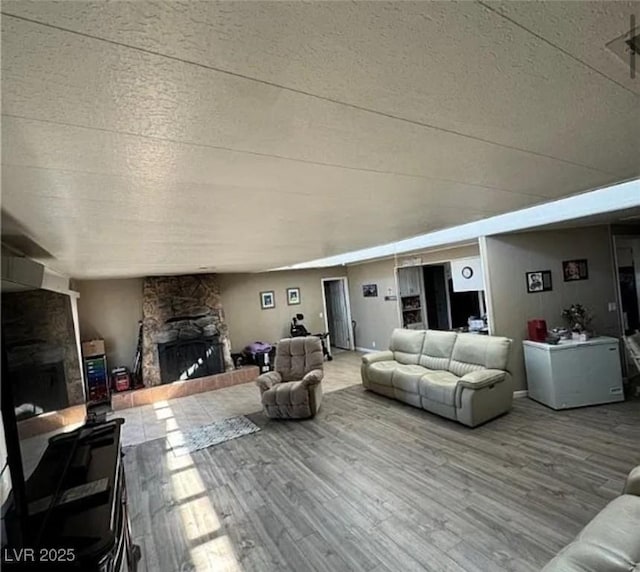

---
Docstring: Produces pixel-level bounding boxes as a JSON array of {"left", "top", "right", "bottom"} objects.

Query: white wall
[
  {"left": 218, "top": 267, "right": 343, "bottom": 351},
  {"left": 75, "top": 279, "right": 143, "bottom": 370},
  {"left": 346, "top": 243, "right": 481, "bottom": 350},
  {"left": 75, "top": 269, "right": 345, "bottom": 363},
  {"left": 347, "top": 258, "right": 401, "bottom": 350},
  {"left": 483, "top": 226, "right": 621, "bottom": 391}
]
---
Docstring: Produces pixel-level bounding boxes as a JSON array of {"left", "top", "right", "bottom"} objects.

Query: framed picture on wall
[
  {"left": 260, "top": 290, "right": 275, "bottom": 309},
  {"left": 563, "top": 259, "right": 588, "bottom": 282},
  {"left": 287, "top": 287, "right": 301, "bottom": 305},
  {"left": 362, "top": 284, "right": 378, "bottom": 297},
  {"left": 526, "top": 270, "right": 552, "bottom": 293}
]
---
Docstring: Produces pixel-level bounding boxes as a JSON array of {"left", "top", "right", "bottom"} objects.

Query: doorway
[
  {"left": 321, "top": 277, "right": 354, "bottom": 351},
  {"left": 397, "top": 261, "right": 487, "bottom": 332},
  {"left": 613, "top": 236, "right": 640, "bottom": 335},
  {"left": 422, "top": 265, "right": 450, "bottom": 330},
  {"left": 448, "top": 281, "right": 483, "bottom": 329}
]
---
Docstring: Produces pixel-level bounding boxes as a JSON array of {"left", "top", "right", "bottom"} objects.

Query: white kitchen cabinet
[
  {"left": 398, "top": 266, "right": 427, "bottom": 328},
  {"left": 522, "top": 337, "right": 624, "bottom": 410},
  {"left": 398, "top": 266, "right": 422, "bottom": 297}
]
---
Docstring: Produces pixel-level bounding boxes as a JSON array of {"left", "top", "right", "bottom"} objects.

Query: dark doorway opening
[
  {"left": 448, "top": 280, "right": 482, "bottom": 329},
  {"left": 422, "top": 265, "right": 450, "bottom": 330},
  {"left": 619, "top": 266, "right": 640, "bottom": 334}
]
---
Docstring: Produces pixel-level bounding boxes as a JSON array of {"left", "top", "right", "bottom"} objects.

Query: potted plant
[{"left": 561, "top": 304, "right": 594, "bottom": 341}]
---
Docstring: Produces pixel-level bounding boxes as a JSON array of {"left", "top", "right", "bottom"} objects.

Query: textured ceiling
[{"left": 1, "top": 1, "right": 638, "bottom": 278}]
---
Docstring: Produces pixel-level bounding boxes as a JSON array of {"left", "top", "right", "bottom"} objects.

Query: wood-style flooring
[{"left": 123, "top": 351, "right": 640, "bottom": 572}]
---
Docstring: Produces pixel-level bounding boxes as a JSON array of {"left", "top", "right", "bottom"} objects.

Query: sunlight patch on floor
[
  {"left": 155, "top": 402, "right": 245, "bottom": 571},
  {"left": 155, "top": 406, "right": 175, "bottom": 420},
  {"left": 165, "top": 417, "right": 179, "bottom": 432},
  {"left": 189, "top": 535, "right": 243, "bottom": 572},
  {"left": 178, "top": 495, "right": 222, "bottom": 541},
  {"left": 166, "top": 453, "right": 194, "bottom": 472},
  {"left": 171, "top": 466, "right": 207, "bottom": 501}
]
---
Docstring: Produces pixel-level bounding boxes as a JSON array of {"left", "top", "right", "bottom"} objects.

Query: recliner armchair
[{"left": 256, "top": 336, "right": 324, "bottom": 419}]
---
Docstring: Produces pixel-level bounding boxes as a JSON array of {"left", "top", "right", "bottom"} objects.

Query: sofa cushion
[
  {"left": 262, "top": 380, "right": 308, "bottom": 406},
  {"left": 418, "top": 370, "right": 460, "bottom": 406},
  {"left": 367, "top": 361, "right": 398, "bottom": 387},
  {"left": 392, "top": 364, "right": 428, "bottom": 393},
  {"left": 389, "top": 328, "right": 426, "bottom": 365},
  {"left": 418, "top": 330, "right": 457, "bottom": 371},
  {"left": 276, "top": 337, "right": 324, "bottom": 382},
  {"left": 542, "top": 494, "right": 640, "bottom": 571},
  {"left": 449, "top": 333, "right": 511, "bottom": 377}
]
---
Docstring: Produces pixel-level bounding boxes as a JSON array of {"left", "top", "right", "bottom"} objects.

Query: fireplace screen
[{"left": 157, "top": 335, "right": 223, "bottom": 384}]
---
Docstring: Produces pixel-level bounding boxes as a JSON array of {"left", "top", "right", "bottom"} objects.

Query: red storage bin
[{"left": 528, "top": 319, "right": 548, "bottom": 342}]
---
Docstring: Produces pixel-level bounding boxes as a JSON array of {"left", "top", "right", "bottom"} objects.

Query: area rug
[{"left": 168, "top": 415, "right": 261, "bottom": 456}]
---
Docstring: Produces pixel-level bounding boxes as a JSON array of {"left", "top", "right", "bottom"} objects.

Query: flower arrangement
[{"left": 561, "top": 304, "right": 593, "bottom": 334}]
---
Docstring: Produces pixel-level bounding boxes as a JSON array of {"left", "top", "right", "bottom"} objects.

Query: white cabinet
[
  {"left": 398, "top": 266, "right": 422, "bottom": 297},
  {"left": 398, "top": 266, "right": 426, "bottom": 329},
  {"left": 523, "top": 337, "right": 624, "bottom": 409}
]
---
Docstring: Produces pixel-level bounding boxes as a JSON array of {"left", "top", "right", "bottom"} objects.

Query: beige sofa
[
  {"left": 542, "top": 465, "right": 640, "bottom": 571},
  {"left": 361, "top": 328, "right": 512, "bottom": 427}
]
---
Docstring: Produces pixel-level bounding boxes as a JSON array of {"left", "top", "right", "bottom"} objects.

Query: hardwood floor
[{"left": 123, "top": 353, "right": 640, "bottom": 572}]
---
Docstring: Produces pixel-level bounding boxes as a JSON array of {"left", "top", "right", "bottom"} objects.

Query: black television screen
[{"left": 1, "top": 280, "right": 84, "bottom": 548}]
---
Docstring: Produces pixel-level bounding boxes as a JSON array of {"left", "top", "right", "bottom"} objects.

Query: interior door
[{"left": 325, "top": 280, "right": 351, "bottom": 350}]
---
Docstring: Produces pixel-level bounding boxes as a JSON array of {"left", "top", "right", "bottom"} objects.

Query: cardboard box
[{"left": 82, "top": 339, "right": 105, "bottom": 357}]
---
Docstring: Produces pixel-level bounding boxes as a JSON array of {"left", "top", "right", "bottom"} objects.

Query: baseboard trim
[
  {"left": 513, "top": 390, "right": 529, "bottom": 398},
  {"left": 356, "top": 346, "right": 377, "bottom": 353}
]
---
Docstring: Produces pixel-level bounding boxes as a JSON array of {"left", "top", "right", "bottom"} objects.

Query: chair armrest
[
  {"left": 301, "top": 369, "right": 324, "bottom": 388},
  {"left": 362, "top": 350, "right": 393, "bottom": 365},
  {"left": 459, "top": 369, "right": 506, "bottom": 389},
  {"left": 623, "top": 465, "right": 640, "bottom": 496},
  {"left": 256, "top": 371, "right": 282, "bottom": 392}
]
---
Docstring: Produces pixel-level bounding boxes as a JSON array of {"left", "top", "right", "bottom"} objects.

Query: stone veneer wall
[
  {"left": 142, "top": 274, "right": 233, "bottom": 386},
  {"left": 1, "top": 289, "right": 84, "bottom": 406}
]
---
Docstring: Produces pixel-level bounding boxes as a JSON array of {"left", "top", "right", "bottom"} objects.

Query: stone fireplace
[
  {"left": 157, "top": 335, "right": 223, "bottom": 383},
  {"left": 142, "top": 274, "right": 233, "bottom": 387}
]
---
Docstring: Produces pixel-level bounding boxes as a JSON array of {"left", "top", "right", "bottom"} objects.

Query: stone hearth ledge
[{"left": 111, "top": 366, "right": 260, "bottom": 411}]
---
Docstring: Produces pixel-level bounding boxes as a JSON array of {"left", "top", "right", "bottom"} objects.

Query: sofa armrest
[
  {"left": 362, "top": 350, "right": 393, "bottom": 365},
  {"left": 459, "top": 369, "right": 506, "bottom": 389},
  {"left": 623, "top": 465, "right": 640, "bottom": 496},
  {"left": 301, "top": 369, "right": 324, "bottom": 388},
  {"left": 256, "top": 371, "right": 282, "bottom": 392}
]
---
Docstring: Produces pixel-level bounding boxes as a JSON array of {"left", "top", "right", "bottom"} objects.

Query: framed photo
[
  {"left": 287, "top": 287, "right": 301, "bottom": 305},
  {"left": 563, "top": 259, "right": 588, "bottom": 282},
  {"left": 260, "top": 290, "right": 275, "bottom": 309},
  {"left": 526, "top": 270, "right": 552, "bottom": 293},
  {"left": 362, "top": 284, "right": 378, "bottom": 297}
]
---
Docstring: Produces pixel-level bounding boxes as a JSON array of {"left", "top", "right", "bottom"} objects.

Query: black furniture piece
[
  {"left": 290, "top": 314, "right": 333, "bottom": 361},
  {"left": 2, "top": 419, "right": 140, "bottom": 571}
]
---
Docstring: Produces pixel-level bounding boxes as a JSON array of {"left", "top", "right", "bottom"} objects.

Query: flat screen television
[{"left": 1, "top": 273, "right": 84, "bottom": 551}]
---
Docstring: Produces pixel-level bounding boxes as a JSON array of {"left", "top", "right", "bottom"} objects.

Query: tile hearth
[{"left": 110, "top": 366, "right": 259, "bottom": 411}]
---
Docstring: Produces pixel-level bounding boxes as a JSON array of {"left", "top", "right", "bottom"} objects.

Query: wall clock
[{"left": 461, "top": 266, "right": 474, "bottom": 279}]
